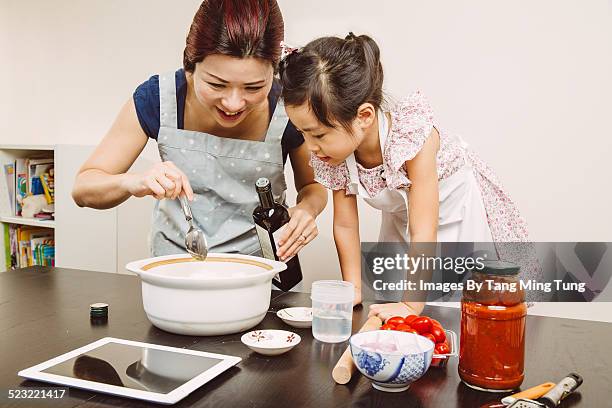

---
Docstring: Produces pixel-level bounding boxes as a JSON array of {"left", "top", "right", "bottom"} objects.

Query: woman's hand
[
  {"left": 367, "top": 302, "right": 424, "bottom": 323},
  {"left": 276, "top": 204, "right": 318, "bottom": 261},
  {"left": 121, "top": 161, "right": 194, "bottom": 201}
]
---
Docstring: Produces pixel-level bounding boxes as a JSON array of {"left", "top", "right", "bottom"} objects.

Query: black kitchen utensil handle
[{"left": 539, "top": 373, "right": 583, "bottom": 407}]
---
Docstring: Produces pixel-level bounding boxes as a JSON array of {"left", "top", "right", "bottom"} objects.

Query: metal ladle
[{"left": 179, "top": 195, "right": 208, "bottom": 261}]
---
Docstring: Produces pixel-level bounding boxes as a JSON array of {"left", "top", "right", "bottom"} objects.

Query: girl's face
[
  {"left": 192, "top": 54, "right": 273, "bottom": 127},
  {"left": 286, "top": 103, "right": 370, "bottom": 166}
]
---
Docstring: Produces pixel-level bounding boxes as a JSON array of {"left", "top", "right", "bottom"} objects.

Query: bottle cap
[
  {"left": 479, "top": 260, "right": 520, "bottom": 276},
  {"left": 255, "top": 178, "right": 271, "bottom": 191},
  {"left": 90, "top": 302, "right": 109, "bottom": 318}
]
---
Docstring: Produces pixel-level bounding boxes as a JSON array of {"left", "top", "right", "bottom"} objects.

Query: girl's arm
[
  {"left": 332, "top": 189, "right": 362, "bottom": 305},
  {"left": 404, "top": 127, "right": 440, "bottom": 242},
  {"left": 290, "top": 143, "right": 328, "bottom": 220},
  {"left": 402, "top": 127, "right": 440, "bottom": 313},
  {"left": 368, "top": 127, "right": 440, "bottom": 320},
  {"left": 277, "top": 143, "right": 328, "bottom": 260},
  {"left": 72, "top": 98, "right": 194, "bottom": 209}
]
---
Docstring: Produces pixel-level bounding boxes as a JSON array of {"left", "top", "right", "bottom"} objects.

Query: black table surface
[{"left": 1, "top": 267, "right": 610, "bottom": 408}]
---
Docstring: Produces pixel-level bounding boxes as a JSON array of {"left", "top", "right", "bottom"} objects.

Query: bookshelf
[
  {"left": 0, "top": 145, "right": 55, "bottom": 268},
  {"left": 0, "top": 143, "right": 157, "bottom": 275},
  {"left": 0, "top": 144, "right": 117, "bottom": 273}
]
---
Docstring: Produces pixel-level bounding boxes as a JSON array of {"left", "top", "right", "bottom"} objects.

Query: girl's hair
[
  {"left": 279, "top": 33, "right": 384, "bottom": 131},
  {"left": 183, "top": 0, "right": 284, "bottom": 73}
]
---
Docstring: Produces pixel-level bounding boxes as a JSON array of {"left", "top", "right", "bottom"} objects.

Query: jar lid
[
  {"left": 90, "top": 302, "right": 109, "bottom": 318},
  {"left": 479, "top": 260, "right": 520, "bottom": 276},
  {"left": 310, "top": 280, "right": 354, "bottom": 303}
]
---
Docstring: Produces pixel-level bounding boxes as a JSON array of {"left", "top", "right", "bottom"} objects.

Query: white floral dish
[
  {"left": 276, "top": 307, "right": 313, "bottom": 328},
  {"left": 241, "top": 329, "right": 301, "bottom": 356}
]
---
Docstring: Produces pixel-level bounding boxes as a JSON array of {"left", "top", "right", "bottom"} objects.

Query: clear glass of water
[{"left": 311, "top": 280, "right": 354, "bottom": 343}]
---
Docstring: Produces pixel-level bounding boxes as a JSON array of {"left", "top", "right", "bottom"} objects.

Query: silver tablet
[{"left": 18, "top": 337, "right": 241, "bottom": 405}]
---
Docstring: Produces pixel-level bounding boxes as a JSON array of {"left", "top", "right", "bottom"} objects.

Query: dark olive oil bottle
[{"left": 253, "top": 178, "right": 303, "bottom": 291}]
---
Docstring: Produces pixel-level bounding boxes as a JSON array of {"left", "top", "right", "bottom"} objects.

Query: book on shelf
[
  {"left": 15, "top": 158, "right": 27, "bottom": 215},
  {"left": 2, "top": 157, "right": 54, "bottom": 217},
  {"left": 0, "top": 164, "right": 14, "bottom": 215},
  {"left": 27, "top": 158, "right": 53, "bottom": 195},
  {"left": 5, "top": 225, "right": 54, "bottom": 269},
  {"left": 40, "top": 169, "right": 55, "bottom": 204},
  {"left": 3, "top": 224, "right": 10, "bottom": 269}
]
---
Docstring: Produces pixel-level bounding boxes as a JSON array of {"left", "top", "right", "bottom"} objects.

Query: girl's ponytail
[{"left": 346, "top": 33, "right": 384, "bottom": 112}]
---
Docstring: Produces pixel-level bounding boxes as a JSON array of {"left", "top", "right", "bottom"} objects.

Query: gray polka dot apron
[{"left": 150, "top": 72, "right": 288, "bottom": 256}]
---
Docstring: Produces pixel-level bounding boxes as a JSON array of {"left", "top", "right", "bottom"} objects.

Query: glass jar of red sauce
[{"left": 458, "top": 260, "right": 526, "bottom": 392}]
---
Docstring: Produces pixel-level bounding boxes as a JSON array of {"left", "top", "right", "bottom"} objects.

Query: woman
[{"left": 72, "top": 0, "right": 327, "bottom": 261}]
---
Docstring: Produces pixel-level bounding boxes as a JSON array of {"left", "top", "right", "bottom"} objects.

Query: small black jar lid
[
  {"left": 479, "top": 260, "right": 520, "bottom": 276},
  {"left": 90, "top": 302, "right": 108, "bottom": 317}
]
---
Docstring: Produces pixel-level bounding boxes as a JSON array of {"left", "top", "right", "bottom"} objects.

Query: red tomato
[
  {"left": 381, "top": 323, "right": 396, "bottom": 330},
  {"left": 411, "top": 317, "right": 433, "bottom": 334},
  {"left": 423, "top": 333, "right": 436, "bottom": 344},
  {"left": 430, "top": 326, "right": 447, "bottom": 343},
  {"left": 387, "top": 316, "right": 405, "bottom": 326},
  {"left": 404, "top": 314, "right": 418, "bottom": 324},
  {"left": 430, "top": 318, "right": 444, "bottom": 329},
  {"left": 396, "top": 324, "right": 417, "bottom": 334},
  {"left": 435, "top": 343, "right": 450, "bottom": 354}
]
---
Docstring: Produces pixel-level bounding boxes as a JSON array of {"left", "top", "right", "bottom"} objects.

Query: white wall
[
  {"left": 1, "top": 1, "right": 611, "bottom": 316},
  {"left": 282, "top": 0, "right": 612, "bottom": 243}
]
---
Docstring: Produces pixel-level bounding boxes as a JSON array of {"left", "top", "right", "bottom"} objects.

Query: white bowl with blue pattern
[{"left": 349, "top": 330, "right": 435, "bottom": 392}]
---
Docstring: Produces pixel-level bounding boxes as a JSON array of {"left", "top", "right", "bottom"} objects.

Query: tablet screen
[{"left": 40, "top": 342, "right": 224, "bottom": 394}]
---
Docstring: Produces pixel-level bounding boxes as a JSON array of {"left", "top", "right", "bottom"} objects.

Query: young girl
[{"left": 279, "top": 33, "right": 539, "bottom": 320}]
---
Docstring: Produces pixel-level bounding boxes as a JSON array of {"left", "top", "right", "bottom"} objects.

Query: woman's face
[
  {"left": 286, "top": 103, "right": 364, "bottom": 167},
  {"left": 192, "top": 54, "right": 274, "bottom": 128}
]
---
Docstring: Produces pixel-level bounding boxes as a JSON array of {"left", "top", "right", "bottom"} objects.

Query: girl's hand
[
  {"left": 122, "top": 161, "right": 194, "bottom": 201},
  {"left": 367, "top": 302, "right": 423, "bottom": 323},
  {"left": 276, "top": 204, "right": 318, "bottom": 261}
]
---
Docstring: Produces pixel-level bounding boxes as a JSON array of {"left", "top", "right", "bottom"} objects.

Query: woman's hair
[
  {"left": 183, "top": 0, "right": 284, "bottom": 72},
  {"left": 279, "top": 33, "right": 384, "bottom": 131}
]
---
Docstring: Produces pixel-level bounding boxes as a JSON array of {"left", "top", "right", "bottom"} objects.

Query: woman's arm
[
  {"left": 333, "top": 189, "right": 363, "bottom": 305},
  {"left": 277, "top": 143, "right": 328, "bottom": 260},
  {"left": 72, "top": 98, "right": 193, "bottom": 209}
]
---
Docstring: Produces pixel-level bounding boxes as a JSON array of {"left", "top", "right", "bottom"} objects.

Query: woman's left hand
[
  {"left": 368, "top": 302, "right": 424, "bottom": 323},
  {"left": 276, "top": 204, "right": 318, "bottom": 261}
]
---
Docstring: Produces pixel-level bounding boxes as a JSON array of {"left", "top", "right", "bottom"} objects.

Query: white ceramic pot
[{"left": 126, "top": 253, "right": 287, "bottom": 336}]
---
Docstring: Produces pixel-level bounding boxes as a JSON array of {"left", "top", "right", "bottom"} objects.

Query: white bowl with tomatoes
[{"left": 381, "top": 314, "right": 457, "bottom": 368}]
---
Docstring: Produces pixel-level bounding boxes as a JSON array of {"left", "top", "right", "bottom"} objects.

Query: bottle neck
[{"left": 257, "top": 188, "right": 275, "bottom": 210}]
